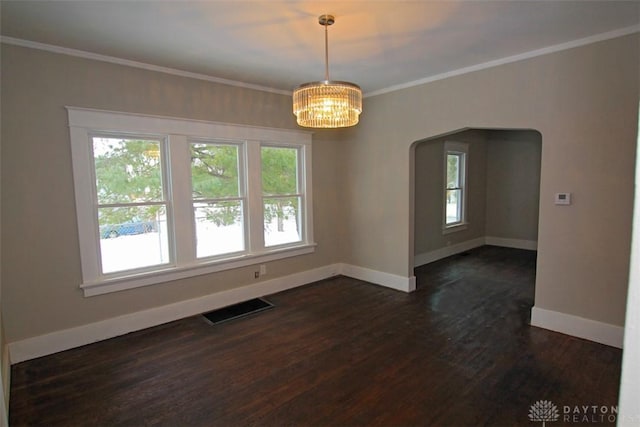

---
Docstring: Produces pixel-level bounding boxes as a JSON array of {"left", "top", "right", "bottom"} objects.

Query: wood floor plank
[{"left": 9, "top": 246, "right": 622, "bottom": 426}]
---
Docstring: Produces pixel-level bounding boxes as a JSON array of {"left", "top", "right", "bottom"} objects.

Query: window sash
[
  {"left": 445, "top": 189, "right": 463, "bottom": 225},
  {"left": 91, "top": 134, "right": 170, "bottom": 212},
  {"left": 189, "top": 140, "right": 248, "bottom": 259},
  {"left": 261, "top": 145, "right": 301, "bottom": 196},
  {"left": 190, "top": 141, "right": 244, "bottom": 200},
  {"left": 193, "top": 200, "right": 246, "bottom": 259},
  {"left": 263, "top": 195, "right": 303, "bottom": 247},
  {"left": 90, "top": 134, "right": 174, "bottom": 276},
  {"left": 97, "top": 203, "right": 171, "bottom": 274},
  {"left": 446, "top": 153, "right": 461, "bottom": 189}
]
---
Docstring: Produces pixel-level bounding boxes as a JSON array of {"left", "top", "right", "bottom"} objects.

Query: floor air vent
[{"left": 202, "top": 298, "right": 274, "bottom": 325}]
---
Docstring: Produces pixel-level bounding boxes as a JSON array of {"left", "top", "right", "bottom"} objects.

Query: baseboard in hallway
[{"left": 414, "top": 236, "right": 537, "bottom": 267}]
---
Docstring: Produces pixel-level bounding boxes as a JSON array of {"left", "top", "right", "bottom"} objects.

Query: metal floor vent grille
[{"left": 202, "top": 298, "right": 274, "bottom": 325}]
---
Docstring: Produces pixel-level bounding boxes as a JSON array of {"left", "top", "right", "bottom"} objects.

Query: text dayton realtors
[{"left": 562, "top": 405, "right": 617, "bottom": 423}]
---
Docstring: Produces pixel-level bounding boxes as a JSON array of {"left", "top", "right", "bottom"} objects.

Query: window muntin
[
  {"left": 444, "top": 142, "right": 468, "bottom": 230},
  {"left": 190, "top": 142, "right": 245, "bottom": 258},
  {"left": 92, "top": 136, "right": 171, "bottom": 274},
  {"left": 261, "top": 146, "right": 303, "bottom": 247}
]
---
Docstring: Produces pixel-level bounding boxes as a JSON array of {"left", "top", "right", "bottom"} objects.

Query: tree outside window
[
  {"left": 93, "top": 137, "right": 169, "bottom": 273},
  {"left": 262, "top": 146, "right": 302, "bottom": 247}
]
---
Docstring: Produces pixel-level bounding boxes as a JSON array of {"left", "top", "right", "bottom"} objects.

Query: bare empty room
[{"left": 1, "top": 2, "right": 640, "bottom": 426}]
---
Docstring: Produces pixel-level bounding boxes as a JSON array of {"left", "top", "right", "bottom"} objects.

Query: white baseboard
[
  {"left": 1, "top": 345, "right": 8, "bottom": 409},
  {"left": 9, "top": 264, "right": 341, "bottom": 364},
  {"left": 19, "top": 258, "right": 622, "bottom": 364},
  {"left": 0, "top": 345, "right": 8, "bottom": 427},
  {"left": 414, "top": 236, "right": 537, "bottom": 267},
  {"left": 340, "top": 263, "right": 416, "bottom": 293},
  {"left": 414, "top": 237, "right": 485, "bottom": 267},
  {"left": 485, "top": 236, "right": 538, "bottom": 250},
  {"left": 531, "top": 306, "right": 624, "bottom": 348},
  {"left": 9, "top": 262, "right": 419, "bottom": 364}
]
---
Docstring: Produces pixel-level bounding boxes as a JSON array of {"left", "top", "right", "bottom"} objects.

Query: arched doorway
[{"left": 409, "top": 127, "right": 542, "bottom": 295}]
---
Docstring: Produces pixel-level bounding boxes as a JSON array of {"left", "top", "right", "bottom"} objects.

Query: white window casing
[
  {"left": 443, "top": 141, "right": 469, "bottom": 233},
  {"left": 68, "top": 107, "right": 314, "bottom": 296}
]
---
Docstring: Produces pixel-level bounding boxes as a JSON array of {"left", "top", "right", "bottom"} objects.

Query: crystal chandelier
[{"left": 293, "top": 15, "right": 362, "bottom": 128}]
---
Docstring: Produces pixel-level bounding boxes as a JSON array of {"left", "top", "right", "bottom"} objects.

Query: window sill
[
  {"left": 81, "top": 243, "right": 317, "bottom": 297},
  {"left": 443, "top": 223, "right": 468, "bottom": 235}
]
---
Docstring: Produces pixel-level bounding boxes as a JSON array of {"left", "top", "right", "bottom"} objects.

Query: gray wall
[
  {"left": 346, "top": 34, "right": 638, "bottom": 326},
  {"left": 413, "top": 130, "right": 488, "bottom": 255},
  {"left": 485, "top": 130, "right": 542, "bottom": 241},
  {"left": 1, "top": 33, "right": 637, "bottom": 348},
  {"left": 0, "top": 44, "right": 346, "bottom": 342}
]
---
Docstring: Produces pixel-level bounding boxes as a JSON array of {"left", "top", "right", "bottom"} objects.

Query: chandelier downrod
[{"left": 320, "top": 14, "right": 334, "bottom": 81}]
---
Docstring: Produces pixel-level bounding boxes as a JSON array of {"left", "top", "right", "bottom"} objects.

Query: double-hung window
[
  {"left": 444, "top": 141, "right": 468, "bottom": 232},
  {"left": 69, "top": 108, "right": 314, "bottom": 296},
  {"left": 92, "top": 135, "right": 170, "bottom": 274},
  {"left": 262, "top": 146, "right": 303, "bottom": 247},
  {"left": 190, "top": 141, "right": 245, "bottom": 258}
]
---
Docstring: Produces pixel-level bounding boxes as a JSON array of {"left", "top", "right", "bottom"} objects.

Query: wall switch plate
[{"left": 555, "top": 192, "right": 571, "bottom": 205}]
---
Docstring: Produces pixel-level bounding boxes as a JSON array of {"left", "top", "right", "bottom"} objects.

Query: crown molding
[
  {"left": 3, "top": 23, "right": 639, "bottom": 99},
  {"left": 366, "top": 24, "right": 640, "bottom": 98},
  {"left": 0, "top": 36, "right": 292, "bottom": 96}
]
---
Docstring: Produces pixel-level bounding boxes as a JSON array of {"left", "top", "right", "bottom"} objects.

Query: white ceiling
[{"left": 2, "top": 1, "right": 639, "bottom": 95}]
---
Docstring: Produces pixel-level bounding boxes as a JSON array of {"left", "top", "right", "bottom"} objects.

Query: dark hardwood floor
[{"left": 10, "top": 246, "right": 622, "bottom": 426}]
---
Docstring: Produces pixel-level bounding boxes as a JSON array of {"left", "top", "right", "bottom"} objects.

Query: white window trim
[
  {"left": 443, "top": 141, "right": 469, "bottom": 234},
  {"left": 68, "top": 107, "right": 314, "bottom": 297}
]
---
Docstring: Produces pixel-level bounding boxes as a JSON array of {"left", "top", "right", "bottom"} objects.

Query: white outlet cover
[{"left": 555, "top": 192, "right": 571, "bottom": 205}]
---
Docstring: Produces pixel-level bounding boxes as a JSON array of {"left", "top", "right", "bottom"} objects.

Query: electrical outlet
[
  {"left": 254, "top": 271, "right": 260, "bottom": 279},
  {"left": 260, "top": 264, "right": 267, "bottom": 276}
]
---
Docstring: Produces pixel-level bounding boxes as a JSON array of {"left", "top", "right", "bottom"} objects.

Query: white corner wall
[{"left": 618, "top": 107, "right": 640, "bottom": 424}]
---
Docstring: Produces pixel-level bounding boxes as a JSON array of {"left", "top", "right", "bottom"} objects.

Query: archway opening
[{"left": 409, "top": 128, "right": 542, "bottom": 317}]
